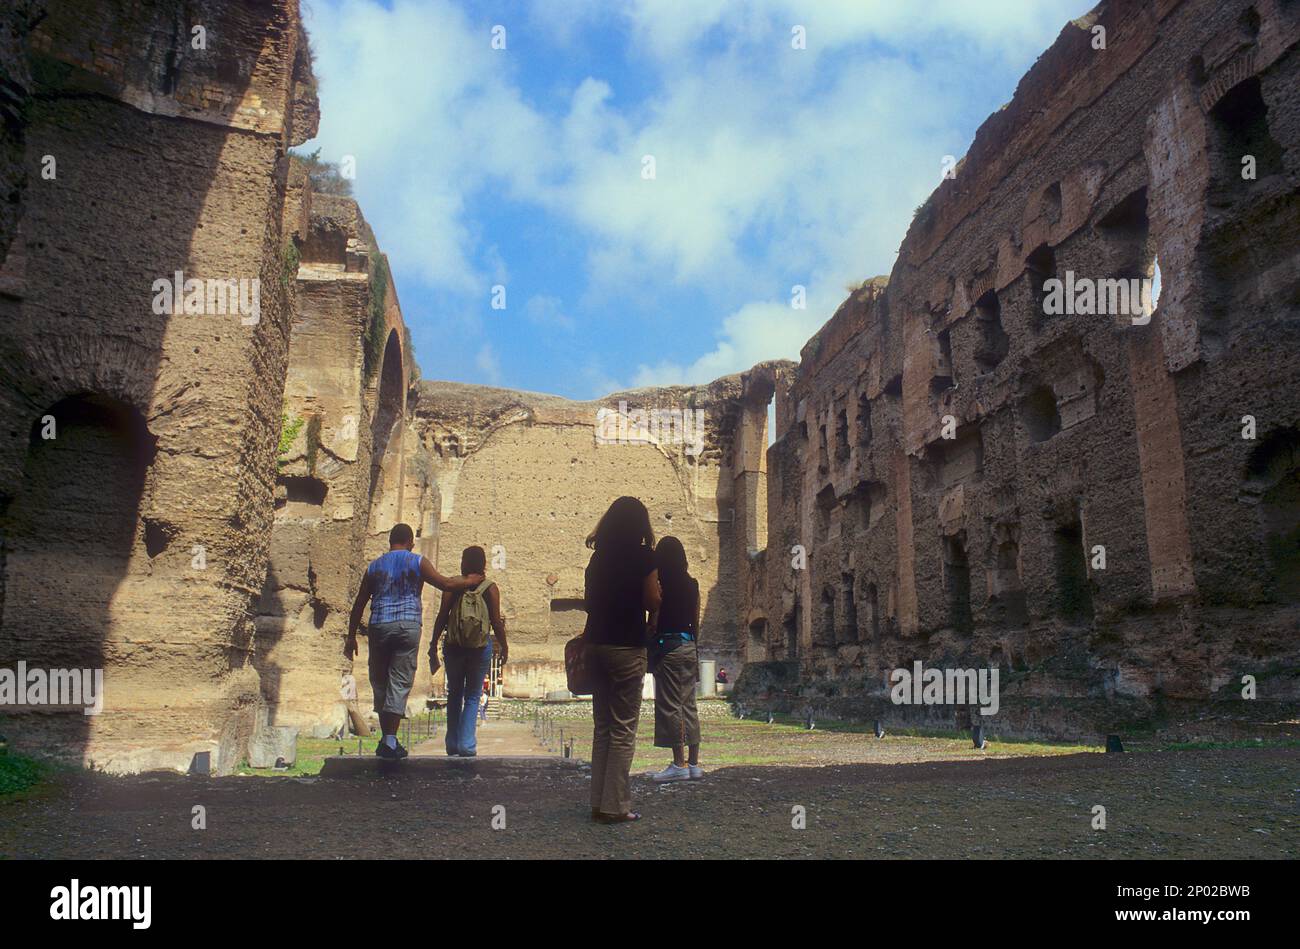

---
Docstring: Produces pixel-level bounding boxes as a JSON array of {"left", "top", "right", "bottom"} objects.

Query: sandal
[{"left": 594, "top": 811, "right": 641, "bottom": 824}]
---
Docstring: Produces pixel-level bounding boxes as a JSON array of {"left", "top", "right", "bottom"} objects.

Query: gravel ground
[{"left": 2, "top": 745, "right": 1295, "bottom": 859}]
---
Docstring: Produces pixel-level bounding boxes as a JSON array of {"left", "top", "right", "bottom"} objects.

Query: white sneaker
[
  {"left": 650, "top": 763, "right": 692, "bottom": 783},
  {"left": 688, "top": 765, "right": 704, "bottom": 780}
]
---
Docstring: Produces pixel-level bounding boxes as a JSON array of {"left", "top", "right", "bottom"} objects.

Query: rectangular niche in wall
[{"left": 942, "top": 531, "right": 974, "bottom": 634}]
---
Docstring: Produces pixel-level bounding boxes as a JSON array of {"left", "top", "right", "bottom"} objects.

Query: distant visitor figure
[
  {"left": 429, "top": 545, "right": 507, "bottom": 757},
  {"left": 648, "top": 535, "right": 704, "bottom": 783},
  {"left": 346, "top": 524, "right": 482, "bottom": 760},
  {"left": 582, "top": 497, "right": 660, "bottom": 823}
]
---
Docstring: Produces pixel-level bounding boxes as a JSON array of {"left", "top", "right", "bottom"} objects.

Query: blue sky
[{"left": 301, "top": 0, "right": 1088, "bottom": 399}]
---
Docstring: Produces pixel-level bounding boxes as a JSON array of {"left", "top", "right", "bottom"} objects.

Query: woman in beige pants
[{"left": 582, "top": 497, "right": 660, "bottom": 824}]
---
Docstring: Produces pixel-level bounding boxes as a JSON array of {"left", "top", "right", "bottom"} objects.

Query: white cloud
[{"left": 302, "top": 0, "right": 1088, "bottom": 390}]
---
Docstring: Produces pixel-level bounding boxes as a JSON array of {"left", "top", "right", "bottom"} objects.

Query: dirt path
[
  {"left": 410, "top": 717, "right": 551, "bottom": 757},
  {"left": 2, "top": 747, "right": 1295, "bottom": 859}
]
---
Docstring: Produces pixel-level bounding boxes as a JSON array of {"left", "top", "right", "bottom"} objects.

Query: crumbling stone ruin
[
  {"left": 411, "top": 364, "right": 789, "bottom": 698},
  {"left": 740, "top": 0, "right": 1300, "bottom": 737},
  {"left": 1, "top": 0, "right": 319, "bottom": 772},
  {"left": 0, "top": 0, "right": 1296, "bottom": 771}
]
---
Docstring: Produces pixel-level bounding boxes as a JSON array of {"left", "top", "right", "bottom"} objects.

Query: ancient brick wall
[
  {"left": 253, "top": 185, "right": 438, "bottom": 735},
  {"left": 409, "top": 372, "right": 786, "bottom": 697},
  {"left": 748, "top": 0, "right": 1300, "bottom": 738},
  {"left": 0, "top": 0, "right": 318, "bottom": 772}
]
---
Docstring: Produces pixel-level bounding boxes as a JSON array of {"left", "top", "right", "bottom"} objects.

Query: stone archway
[{"left": 0, "top": 393, "right": 156, "bottom": 748}]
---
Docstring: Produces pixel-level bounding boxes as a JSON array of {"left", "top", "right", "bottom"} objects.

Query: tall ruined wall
[
  {"left": 0, "top": 0, "right": 318, "bottom": 772},
  {"left": 409, "top": 371, "right": 787, "bottom": 697},
  {"left": 751, "top": 0, "right": 1300, "bottom": 738},
  {"left": 254, "top": 190, "right": 429, "bottom": 735}
]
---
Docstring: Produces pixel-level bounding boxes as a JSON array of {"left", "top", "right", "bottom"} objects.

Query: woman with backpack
[
  {"left": 647, "top": 535, "right": 704, "bottom": 782},
  {"left": 583, "top": 496, "right": 660, "bottom": 823},
  {"left": 430, "top": 545, "right": 508, "bottom": 757}
]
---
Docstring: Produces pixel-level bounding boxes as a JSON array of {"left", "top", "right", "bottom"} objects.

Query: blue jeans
[{"left": 444, "top": 642, "right": 493, "bottom": 756}]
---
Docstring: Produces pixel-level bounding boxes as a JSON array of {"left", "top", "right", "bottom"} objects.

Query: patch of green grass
[
  {"left": 0, "top": 751, "right": 47, "bottom": 796},
  {"left": 236, "top": 735, "right": 388, "bottom": 777}
]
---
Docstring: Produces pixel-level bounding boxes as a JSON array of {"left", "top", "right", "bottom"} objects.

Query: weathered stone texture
[
  {"left": 254, "top": 191, "right": 427, "bottom": 735},
  {"left": 743, "top": 0, "right": 1300, "bottom": 737},
  {"left": 410, "top": 368, "right": 791, "bottom": 696},
  {"left": 0, "top": 0, "right": 318, "bottom": 772}
]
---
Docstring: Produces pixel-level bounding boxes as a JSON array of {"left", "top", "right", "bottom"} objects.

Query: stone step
[{"left": 319, "top": 754, "right": 581, "bottom": 778}]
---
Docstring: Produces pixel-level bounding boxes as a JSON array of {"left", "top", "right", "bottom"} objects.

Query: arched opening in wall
[
  {"left": 856, "top": 392, "right": 873, "bottom": 448},
  {"left": 368, "top": 328, "right": 404, "bottom": 524},
  {"left": 815, "top": 484, "right": 837, "bottom": 540},
  {"left": 1, "top": 394, "right": 156, "bottom": 673},
  {"left": 848, "top": 480, "right": 887, "bottom": 533},
  {"left": 748, "top": 618, "right": 767, "bottom": 661},
  {"left": 973, "top": 290, "right": 1009, "bottom": 373},
  {"left": 1053, "top": 519, "right": 1094, "bottom": 623},
  {"left": 1244, "top": 428, "right": 1300, "bottom": 602},
  {"left": 839, "top": 571, "right": 857, "bottom": 643},
  {"left": 835, "top": 405, "right": 849, "bottom": 463},
  {"left": 1022, "top": 386, "right": 1061, "bottom": 443},
  {"left": 864, "top": 581, "right": 880, "bottom": 640},
  {"left": 1096, "top": 189, "right": 1157, "bottom": 326},
  {"left": 1041, "top": 181, "right": 1062, "bottom": 225},
  {"left": 817, "top": 586, "right": 835, "bottom": 648},
  {"left": 1208, "top": 76, "right": 1285, "bottom": 207},
  {"left": 990, "top": 527, "right": 1029, "bottom": 626},
  {"left": 942, "top": 532, "right": 973, "bottom": 634},
  {"left": 1025, "top": 244, "right": 1057, "bottom": 319},
  {"left": 930, "top": 328, "right": 954, "bottom": 393}
]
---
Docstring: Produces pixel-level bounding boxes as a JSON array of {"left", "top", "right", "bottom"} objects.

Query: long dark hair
[
  {"left": 588, "top": 496, "right": 654, "bottom": 554},
  {"left": 654, "top": 535, "right": 692, "bottom": 609}
]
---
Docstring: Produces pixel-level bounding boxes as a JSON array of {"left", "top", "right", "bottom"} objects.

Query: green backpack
[{"left": 446, "top": 579, "right": 493, "bottom": 648}]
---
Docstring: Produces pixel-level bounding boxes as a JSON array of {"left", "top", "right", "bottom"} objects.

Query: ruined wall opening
[
  {"left": 1244, "top": 428, "right": 1300, "bottom": 602},
  {"left": 549, "top": 597, "right": 588, "bottom": 636},
  {"left": 839, "top": 571, "right": 857, "bottom": 643},
  {"left": 1022, "top": 385, "right": 1062, "bottom": 443},
  {"left": 931, "top": 328, "right": 955, "bottom": 393},
  {"left": 1025, "top": 243, "right": 1057, "bottom": 318},
  {"left": 748, "top": 618, "right": 768, "bottom": 661},
  {"left": 849, "top": 479, "right": 887, "bottom": 533},
  {"left": 815, "top": 484, "right": 836, "bottom": 539},
  {"left": 817, "top": 585, "right": 835, "bottom": 647},
  {"left": 1096, "top": 189, "right": 1155, "bottom": 317},
  {"left": 1208, "top": 76, "right": 1285, "bottom": 205},
  {"left": 835, "top": 406, "right": 849, "bottom": 463},
  {"left": 990, "top": 526, "right": 1029, "bottom": 626},
  {"left": 1052, "top": 519, "right": 1094, "bottom": 623},
  {"left": 942, "top": 531, "right": 973, "bottom": 634},
  {"left": 783, "top": 601, "right": 800, "bottom": 659},
  {"left": 864, "top": 581, "right": 880, "bottom": 640},
  {"left": 2, "top": 394, "right": 155, "bottom": 669},
  {"left": 856, "top": 392, "right": 873, "bottom": 448},
  {"left": 973, "top": 290, "right": 1009, "bottom": 373},
  {"left": 935, "top": 425, "right": 983, "bottom": 487},
  {"left": 280, "top": 475, "right": 328, "bottom": 507}
]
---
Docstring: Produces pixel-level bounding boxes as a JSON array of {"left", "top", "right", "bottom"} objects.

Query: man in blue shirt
[{"left": 347, "top": 523, "right": 482, "bottom": 759}]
